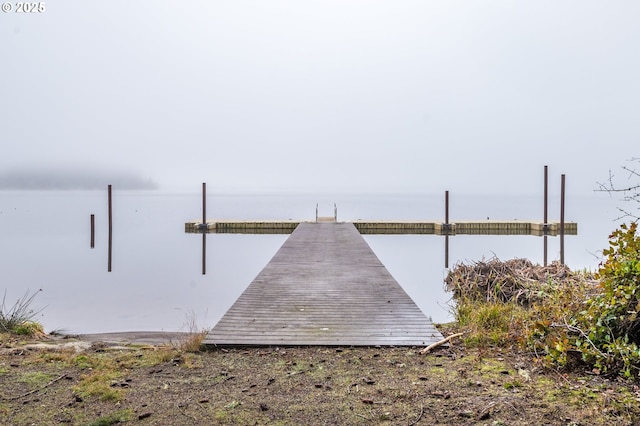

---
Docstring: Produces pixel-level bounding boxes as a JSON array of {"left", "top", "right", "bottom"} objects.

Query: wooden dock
[
  {"left": 186, "top": 219, "right": 577, "bottom": 236},
  {"left": 204, "top": 222, "right": 443, "bottom": 347}
]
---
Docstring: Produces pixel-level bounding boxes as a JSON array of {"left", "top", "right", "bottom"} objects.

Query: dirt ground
[{"left": 2, "top": 328, "right": 640, "bottom": 425}]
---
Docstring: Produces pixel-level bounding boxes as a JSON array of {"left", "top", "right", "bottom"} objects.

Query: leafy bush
[
  {"left": 450, "top": 223, "right": 640, "bottom": 378},
  {"left": 568, "top": 222, "right": 640, "bottom": 377}
]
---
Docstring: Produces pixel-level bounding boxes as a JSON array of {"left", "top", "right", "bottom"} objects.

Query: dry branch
[
  {"left": 420, "top": 332, "right": 464, "bottom": 354},
  {"left": 408, "top": 403, "right": 425, "bottom": 426},
  {"left": 445, "top": 257, "right": 597, "bottom": 306},
  {"left": 2, "top": 373, "right": 67, "bottom": 401}
]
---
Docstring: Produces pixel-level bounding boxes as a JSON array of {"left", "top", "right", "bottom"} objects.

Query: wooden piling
[
  {"left": 202, "top": 233, "right": 206, "bottom": 275},
  {"left": 445, "top": 235, "right": 449, "bottom": 269},
  {"left": 445, "top": 190, "right": 450, "bottom": 268},
  {"left": 202, "top": 182, "right": 206, "bottom": 226},
  {"left": 560, "top": 174, "right": 566, "bottom": 265},
  {"left": 90, "top": 214, "right": 95, "bottom": 249},
  {"left": 445, "top": 190, "right": 449, "bottom": 225},
  {"left": 543, "top": 166, "right": 548, "bottom": 266},
  {"left": 108, "top": 184, "right": 112, "bottom": 272}
]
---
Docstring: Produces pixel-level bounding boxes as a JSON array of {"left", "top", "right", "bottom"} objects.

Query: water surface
[{"left": 0, "top": 191, "right": 623, "bottom": 333}]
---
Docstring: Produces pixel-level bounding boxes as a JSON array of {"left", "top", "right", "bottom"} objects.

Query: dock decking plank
[{"left": 204, "top": 222, "right": 443, "bottom": 347}]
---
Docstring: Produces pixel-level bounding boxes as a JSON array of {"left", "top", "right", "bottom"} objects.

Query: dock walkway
[{"left": 204, "top": 222, "right": 443, "bottom": 347}]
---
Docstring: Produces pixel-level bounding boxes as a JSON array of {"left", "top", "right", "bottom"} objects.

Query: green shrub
[
  {"left": 450, "top": 223, "right": 640, "bottom": 379},
  {"left": 572, "top": 222, "right": 640, "bottom": 377}
]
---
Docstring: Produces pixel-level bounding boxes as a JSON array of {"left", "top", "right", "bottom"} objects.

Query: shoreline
[{"left": 64, "top": 331, "right": 193, "bottom": 346}]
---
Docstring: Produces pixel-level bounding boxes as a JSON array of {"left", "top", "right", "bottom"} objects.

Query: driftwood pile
[{"left": 445, "top": 258, "right": 597, "bottom": 306}]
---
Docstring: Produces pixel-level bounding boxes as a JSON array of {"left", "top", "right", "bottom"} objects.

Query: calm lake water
[{"left": 0, "top": 190, "right": 625, "bottom": 334}]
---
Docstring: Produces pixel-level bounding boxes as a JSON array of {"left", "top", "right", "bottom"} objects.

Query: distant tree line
[{"left": 0, "top": 169, "right": 157, "bottom": 190}]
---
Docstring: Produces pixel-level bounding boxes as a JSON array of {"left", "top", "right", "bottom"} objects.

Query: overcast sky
[{"left": 1, "top": 1, "right": 639, "bottom": 194}]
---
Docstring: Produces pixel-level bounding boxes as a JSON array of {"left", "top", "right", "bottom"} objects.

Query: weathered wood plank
[{"left": 205, "top": 222, "right": 444, "bottom": 347}]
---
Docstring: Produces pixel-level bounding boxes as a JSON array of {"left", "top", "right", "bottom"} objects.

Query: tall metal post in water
[
  {"left": 543, "top": 166, "right": 548, "bottom": 266},
  {"left": 445, "top": 190, "right": 450, "bottom": 268},
  {"left": 560, "top": 174, "right": 566, "bottom": 265},
  {"left": 202, "top": 182, "right": 206, "bottom": 226},
  {"left": 202, "top": 233, "right": 206, "bottom": 275},
  {"left": 202, "top": 182, "right": 207, "bottom": 274},
  {"left": 108, "top": 184, "right": 112, "bottom": 272},
  {"left": 445, "top": 190, "right": 449, "bottom": 225},
  {"left": 90, "top": 214, "right": 95, "bottom": 249}
]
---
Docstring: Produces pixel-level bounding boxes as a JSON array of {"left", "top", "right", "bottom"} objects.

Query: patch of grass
[
  {"left": 19, "top": 371, "right": 54, "bottom": 387},
  {"left": 87, "top": 409, "right": 133, "bottom": 426},
  {"left": 213, "top": 409, "right": 230, "bottom": 423},
  {"left": 72, "top": 353, "right": 127, "bottom": 402},
  {"left": 478, "top": 358, "right": 511, "bottom": 374},
  {"left": 503, "top": 380, "right": 523, "bottom": 390},
  {"left": 75, "top": 370, "right": 125, "bottom": 402},
  {"left": 70, "top": 347, "right": 195, "bottom": 402},
  {"left": 39, "top": 349, "right": 76, "bottom": 365},
  {"left": 0, "top": 289, "right": 45, "bottom": 336},
  {"left": 428, "top": 366, "right": 446, "bottom": 375},
  {"left": 13, "top": 320, "right": 44, "bottom": 336},
  {"left": 73, "top": 354, "right": 92, "bottom": 370},
  {"left": 175, "top": 308, "right": 210, "bottom": 353},
  {"left": 457, "top": 299, "right": 526, "bottom": 347},
  {"left": 182, "top": 352, "right": 204, "bottom": 368},
  {"left": 118, "top": 346, "right": 178, "bottom": 368},
  {"left": 178, "top": 331, "right": 208, "bottom": 353}
]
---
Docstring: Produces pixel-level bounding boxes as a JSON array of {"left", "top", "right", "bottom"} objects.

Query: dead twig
[
  {"left": 420, "top": 332, "right": 464, "bottom": 354},
  {"left": 550, "top": 319, "right": 609, "bottom": 360},
  {"left": 2, "top": 373, "right": 67, "bottom": 401},
  {"left": 408, "top": 403, "right": 424, "bottom": 426}
]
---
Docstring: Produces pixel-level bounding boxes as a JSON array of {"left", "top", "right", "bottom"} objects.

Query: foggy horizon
[
  {"left": 0, "top": 166, "right": 157, "bottom": 190},
  {"left": 2, "top": 2, "right": 639, "bottom": 196},
  {"left": 0, "top": 164, "right": 595, "bottom": 197}
]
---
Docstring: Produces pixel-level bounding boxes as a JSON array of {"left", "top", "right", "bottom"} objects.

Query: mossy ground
[{"left": 2, "top": 330, "right": 640, "bottom": 425}]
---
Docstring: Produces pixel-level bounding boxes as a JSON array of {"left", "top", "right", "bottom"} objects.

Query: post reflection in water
[
  {"left": 202, "top": 232, "right": 206, "bottom": 275},
  {"left": 108, "top": 184, "right": 113, "bottom": 272},
  {"left": 445, "top": 234, "right": 449, "bottom": 269}
]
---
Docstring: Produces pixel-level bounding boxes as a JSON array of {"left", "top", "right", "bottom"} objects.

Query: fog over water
[
  {"left": 1, "top": 2, "right": 639, "bottom": 194},
  {"left": 0, "top": 167, "right": 157, "bottom": 190},
  {"left": 1, "top": 2, "right": 639, "bottom": 334}
]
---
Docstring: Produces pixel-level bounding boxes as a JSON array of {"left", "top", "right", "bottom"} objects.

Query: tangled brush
[{"left": 445, "top": 257, "right": 597, "bottom": 307}]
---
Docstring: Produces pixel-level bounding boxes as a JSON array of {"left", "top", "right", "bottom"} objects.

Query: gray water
[{"left": 0, "top": 190, "right": 624, "bottom": 334}]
